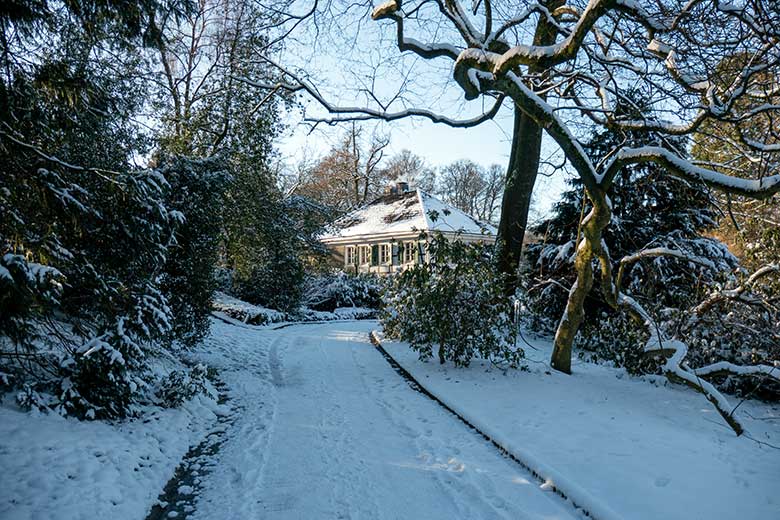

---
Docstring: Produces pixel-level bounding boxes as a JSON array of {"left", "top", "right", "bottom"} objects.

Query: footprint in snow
[{"left": 654, "top": 476, "right": 671, "bottom": 487}]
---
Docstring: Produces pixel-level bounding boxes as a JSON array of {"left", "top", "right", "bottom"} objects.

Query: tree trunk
[
  {"left": 550, "top": 189, "right": 613, "bottom": 373},
  {"left": 496, "top": 106, "right": 543, "bottom": 294},
  {"left": 495, "top": 0, "right": 563, "bottom": 295}
]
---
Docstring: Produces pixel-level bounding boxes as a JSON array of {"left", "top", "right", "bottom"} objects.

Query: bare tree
[
  {"left": 152, "top": 0, "right": 280, "bottom": 155},
  {"left": 296, "top": 123, "right": 391, "bottom": 210},
  {"left": 381, "top": 149, "right": 437, "bottom": 191},
  {"left": 435, "top": 159, "right": 504, "bottom": 223},
  {"left": 438, "top": 159, "right": 487, "bottom": 216},
  {"left": 479, "top": 163, "right": 505, "bottom": 224}
]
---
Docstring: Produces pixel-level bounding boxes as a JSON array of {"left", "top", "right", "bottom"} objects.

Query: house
[{"left": 319, "top": 182, "right": 497, "bottom": 274}]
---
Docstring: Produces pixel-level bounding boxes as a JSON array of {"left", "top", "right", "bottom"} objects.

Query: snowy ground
[
  {"left": 380, "top": 330, "right": 780, "bottom": 520},
  {"left": 188, "top": 320, "right": 577, "bottom": 519},
  {"left": 3, "top": 318, "right": 778, "bottom": 520},
  {"left": 0, "top": 392, "right": 224, "bottom": 520}
]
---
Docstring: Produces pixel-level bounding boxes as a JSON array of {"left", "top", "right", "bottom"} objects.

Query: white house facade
[{"left": 319, "top": 183, "right": 497, "bottom": 275}]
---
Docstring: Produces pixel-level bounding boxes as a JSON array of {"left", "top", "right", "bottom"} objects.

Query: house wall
[{"left": 326, "top": 234, "right": 495, "bottom": 276}]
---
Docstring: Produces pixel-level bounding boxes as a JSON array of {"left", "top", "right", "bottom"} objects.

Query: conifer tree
[{"left": 525, "top": 94, "right": 736, "bottom": 335}]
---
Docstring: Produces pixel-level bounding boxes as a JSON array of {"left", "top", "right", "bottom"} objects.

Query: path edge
[{"left": 369, "top": 330, "right": 622, "bottom": 520}]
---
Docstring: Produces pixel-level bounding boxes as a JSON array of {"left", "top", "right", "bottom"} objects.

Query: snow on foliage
[
  {"left": 213, "top": 291, "right": 376, "bottom": 326},
  {"left": 382, "top": 232, "right": 520, "bottom": 367}
]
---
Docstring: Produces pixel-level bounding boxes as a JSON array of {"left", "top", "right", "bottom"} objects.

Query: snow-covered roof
[{"left": 320, "top": 188, "right": 497, "bottom": 242}]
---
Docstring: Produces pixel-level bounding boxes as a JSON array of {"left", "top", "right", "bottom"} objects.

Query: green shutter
[{"left": 371, "top": 244, "right": 379, "bottom": 266}]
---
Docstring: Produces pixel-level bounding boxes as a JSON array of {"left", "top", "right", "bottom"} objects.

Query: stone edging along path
[{"left": 369, "top": 330, "right": 621, "bottom": 520}]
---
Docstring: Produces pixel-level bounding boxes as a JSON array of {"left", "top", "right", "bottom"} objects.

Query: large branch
[
  {"left": 690, "top": 263, "right": 780, "bottom": 317},
  {"left": 601, "top": 146, "right": 780, "bottom": 199},
  {"left": 618, "top": 294, "right": 748, "bottom": 436},
  {"left": 487, "top": 0, "right": 668, "bottom": 76},
  {"left": 372, "top": 1, "right": 461, "bottom": 60},
  {"left": 615, "top": 260, "right": 780, "bottom": 436},
  {"left": 615, "top": 247, "right": 719, "bottom": 296}
]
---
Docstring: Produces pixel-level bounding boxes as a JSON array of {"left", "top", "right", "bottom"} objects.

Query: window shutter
[
  {"left": 371, "top": 244, "right": 379, "bottom": 266},
  {"left": 392, "top": 243, "right": 400, "bottom": 265},
  {"left": 417, "top": 241, "right": 425, "bottom": 264}
]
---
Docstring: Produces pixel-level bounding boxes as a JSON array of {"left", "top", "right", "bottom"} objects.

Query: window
[
  {"left": 403, "top": 242, "right": 416, "bottom": 264},
  {"left": 379, "top": 244, "right": 390, "bottom": 264},
  {"left": 345, "top": 246, "right": 355, "bottom": 266},
  {"left": 358, "top": 245, "right": 370, "bottom": 265}
]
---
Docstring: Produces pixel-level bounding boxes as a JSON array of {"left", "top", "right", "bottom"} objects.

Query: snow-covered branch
[
  {"left": 615, "top": 262, "right": 780, "bottom": 436},
  {"left": 371, "top": 0, "right": 461, "bottom": 60},
  {"left": 601, "top": 147, "right": 780, "bottom": 199},
  {"left": 690, "top": 263, "right": 780, "bottom": 318},
  {"left": 614, "top": 247, "right": 717, "bottom": 296}
]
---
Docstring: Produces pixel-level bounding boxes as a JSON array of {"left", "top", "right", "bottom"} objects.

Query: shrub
[
  {"left": 236, "top": 248, "right": 304, "bottom": 313},
  {"left": 158, "top": 364, "right": 215, "bottom": 408},
  {"left": 302, "top": 271, "right": 383, "bottom": 311},
  {"left": 159, "top": 156, "right": 230, "bottom": 349},
  {"left": 381, "top": 233, "right": 521, "bottom": 367},
  {"left": 574, "top": 310, "right": 662, "bottom": 375}
]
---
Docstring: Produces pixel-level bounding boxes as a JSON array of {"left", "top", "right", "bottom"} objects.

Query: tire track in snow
[
  {"left": 305, "top": 328, "right": 383, "bottom": 520},
  {"left": 185, "top": 321, "right": 579, "bottom": 520}
]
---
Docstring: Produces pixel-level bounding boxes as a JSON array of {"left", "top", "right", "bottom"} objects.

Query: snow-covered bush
[
  {"left": 302, "top": 271, "right": 383, "bottom": 311},
  {"left": 159, "top": 156, "right": 230, "bottom": 348},
  {"left": 381, "top": 233, "right": 521, "bottom": 367},
  {"left": 236, "top": 249, "right": 305, "bottom": 313},
  {"left": 158, "top": 364, "right": 215, "bottom": 408},
  {"left": 574, "top": 311, "right": 662, "bottom": 375},
  {"left": 0, "top": 19, "right": 184, "bottom": 418}
]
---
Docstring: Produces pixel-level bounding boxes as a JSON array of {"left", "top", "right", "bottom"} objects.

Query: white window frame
[
  {"left": 403, "top": 242, "right": 416, "bottom": 264},
  {"left": 358, "top": 245, "right": 370, "bottom": 266},
  {"left": 379, "top": 243, "right": 390, "bottom": 264},
  {"left": 345, "top": 246, "right": 355, "bottom": 266}
]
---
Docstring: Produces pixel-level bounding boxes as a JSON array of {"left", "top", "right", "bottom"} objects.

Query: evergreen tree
[
  {"left": 524, "top": 94, "right": 737, "bottom": 339},
  {"left": 158, "top": 155, "right": 230, "bottom": 348},
  {"left": 0, "top": 0, "right": 187, "bottom": 418}
]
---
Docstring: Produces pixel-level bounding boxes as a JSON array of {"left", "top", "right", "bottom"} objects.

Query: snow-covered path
[{"left": 190, "top": 320, "right": 578, "bottom": 520}]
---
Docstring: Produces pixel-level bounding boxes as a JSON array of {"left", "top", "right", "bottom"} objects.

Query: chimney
[{"left": 386, "top": 181, "right": 410, "bottom": 194}]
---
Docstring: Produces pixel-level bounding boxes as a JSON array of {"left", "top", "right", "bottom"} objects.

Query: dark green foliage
[
  {"left": 524, "top": 94, "right": 735, "bottom": 339},
  {"left": 382, "top": 233, "right": 521, "bottom": 367},
  {"left": 574, "top": 312, "right": 661, "bottom": 375},
  {"left": 227, "top": 188, "right": 328, "bottom": 312},
  {"left": 158, "top": 364, "right": 213, "bottom": 408},
  {"left": 0, "top": 1, "right": 183, "bottom": 418},
  {"left": 159, "top": 156, "right": 230, "bottom": 348},
  {"left": 238, "top": 245, "right": 305, "bottom": 313},
  {"left": 523, "top": 94, "right": 738, "bottom": 373}
]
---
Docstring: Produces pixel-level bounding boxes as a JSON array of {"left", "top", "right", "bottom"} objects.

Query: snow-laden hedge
[
  {"left": 213, "top": 292, "right": 376, "bottom": 326},
  {"left": 302, "top": 271, "right": 383, "bottom": 311}
]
